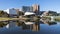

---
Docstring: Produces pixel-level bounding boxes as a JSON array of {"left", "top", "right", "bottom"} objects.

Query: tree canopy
[{"left": 0, "top": 10, "right": 8, "bottom": 17}]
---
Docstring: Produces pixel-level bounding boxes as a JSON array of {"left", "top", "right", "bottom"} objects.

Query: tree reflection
[{"left": 0, "top": 22, "right": 8, "bottom": 27}]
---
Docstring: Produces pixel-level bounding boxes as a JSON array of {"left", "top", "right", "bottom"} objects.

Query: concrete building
[
  {"left": 32, "top": 4, "right": 40, "bottom": 15},
  {"left": 4, "top": 8, "right": 18, "bottom": 17},
  {"left": 32, "top": 4, "right": 40, "bottom": 12}
]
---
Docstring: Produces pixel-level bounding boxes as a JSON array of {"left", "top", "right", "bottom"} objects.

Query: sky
[{"left": 0, "top": 0, "right": 60, "bottom": 13}]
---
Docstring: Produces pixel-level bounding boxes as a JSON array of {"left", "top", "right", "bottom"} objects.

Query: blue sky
[{"left": 0, "top": 0, "right": 60, "bottom": 13}]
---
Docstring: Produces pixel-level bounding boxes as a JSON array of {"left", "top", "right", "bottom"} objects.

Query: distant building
[
  {"left": 42, "top": 11, "right": 49, "bottom": 16},
  {"left": 21, "top": 4, "right": 40, "bottom": 15},
  {"left": 22, "top": 6, "right": 33, "bottom": 12},
  {"left": 39, "top": 11, "right": 45, "bottom": 15},
  {"left": 4, "top": 8, "right": 18, "bottom": 17}
]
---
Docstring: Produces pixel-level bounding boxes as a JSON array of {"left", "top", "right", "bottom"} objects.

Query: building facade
[
  {"left": 32, "top": 4, "right": 40, "bottom": 12},
  {"left": 4, "top": 8, "right": 18, "bottom": 17},
  {"left": 22, "top": 6, "right": 33, "bottom": 12},
  {"left": 32, "top": 4, "right": 40, "bottom": 15},
  {"left": 22, "top": 4, "right": 40, "bottom": 15}
]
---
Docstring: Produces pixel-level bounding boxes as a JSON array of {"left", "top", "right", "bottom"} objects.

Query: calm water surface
[{"left": 0, "top": 21, "right": 60, "bottom": 34}]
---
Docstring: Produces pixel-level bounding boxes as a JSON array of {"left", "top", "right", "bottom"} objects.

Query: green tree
[{"left": 0, "top": 10, "right": 8, "bottom": 17}]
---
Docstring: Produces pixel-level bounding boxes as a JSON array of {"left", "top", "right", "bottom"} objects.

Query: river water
[{"left": 0, "top": 21, "right": 60, "bottom": 34}]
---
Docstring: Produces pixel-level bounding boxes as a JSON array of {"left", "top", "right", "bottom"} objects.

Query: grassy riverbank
[
  {"left": 0, "top": 16, "right": 40, "bottom": 21},
  {"left": 0, "top": 16, "right": 60, "bottom": 21},
  {"left": 0, "top": 17, "right": 18, "bottom": 21},
  {"left": 44, "top": 16, "right": 60, "bottom": 21},
  {"left": 54, "top": 16, "right": 60, "bottom": 21}
]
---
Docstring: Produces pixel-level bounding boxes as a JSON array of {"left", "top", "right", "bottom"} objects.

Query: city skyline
[{"left": 0, "top": 0, "right": 60, "bottom": 13}]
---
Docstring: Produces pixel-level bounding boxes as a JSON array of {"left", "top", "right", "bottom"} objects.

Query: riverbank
[
  {"left": 0, "top": 16, "right": 60, "bottom": 21},
  {"left": 0, "top": 16, "right": 40, "bottom": 21},
  {"left": 44, "top": 16, "right": 60, "bottom": 21},
  {"left": 0, "top": 17, "right": 18, "bottom": 21}
]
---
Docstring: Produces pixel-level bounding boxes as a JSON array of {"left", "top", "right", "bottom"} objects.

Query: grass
[
  {"left": 54, "top": 16, "right": 60, "bottom": 21},
  {"left": 0, "top": 16, "right": 60, "bottom": 21},
  {"left": 0, "top": 17, "right": 18, "bottom": 21},
  {"left": 44, "top": 16, "right": 60, "bottom": 21}
]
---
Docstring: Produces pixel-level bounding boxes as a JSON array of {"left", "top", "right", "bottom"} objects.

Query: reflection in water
[
  {"left": 0, "top": 18, "right": 59, "bottom": 34},
  {"left": 0, "top": 22, "right": 8, "bottom": 28},
  {"left": 0, "top": 18, "right": 57, "bottom": 31},
  {"left": 40, "top": 18, "right": 57, "bottom": 26},
  {"left": 5, "top": 21, "right": 17, "bottom": 28},
  {"left": 18, "top": 21, "right": 40, "bottom": 31},
  {"left": 0, "top": 20, "right": 40, "bottom": 31}
]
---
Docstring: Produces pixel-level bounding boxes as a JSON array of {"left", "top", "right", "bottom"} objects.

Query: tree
[
  {"left": 0, "top": 10, "right": 8, "bottom": 17},
  {"left": 48, "top": 11, "right": 57, "bottom": 16}
]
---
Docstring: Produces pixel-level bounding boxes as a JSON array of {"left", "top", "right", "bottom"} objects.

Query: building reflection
[
  {"left": 22, "top": 21, "right": 40, "bottom": 31},
  {"left": 0, "top": 18, "right": 57, "bottom": 31}
]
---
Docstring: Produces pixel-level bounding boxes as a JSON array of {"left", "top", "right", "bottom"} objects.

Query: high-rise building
[
  {"left": 22, "top": 4, "right": 40, "bottom": 15},
  {"left": 22, "top": 6, "right": 33, "bottom": 12},
  {"left": 32, "top": 4, "right": 40, "bottom": 15},
  {"left": 32, "top": 4, "right": 40, "bottom": 12}
]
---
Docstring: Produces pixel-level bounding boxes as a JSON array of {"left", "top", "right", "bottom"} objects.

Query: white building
[
  {"left": 4, "top": 8, "right": 17, "bottom": 15},
  {"left": 24, "top": 12, "right": 35, "bottom": 16},
  {"left": 24, "top": 12, "right": 35, "bottom": 18},
  {"left": 4, "top": 8, "right": 18, "bottom": 17}
]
